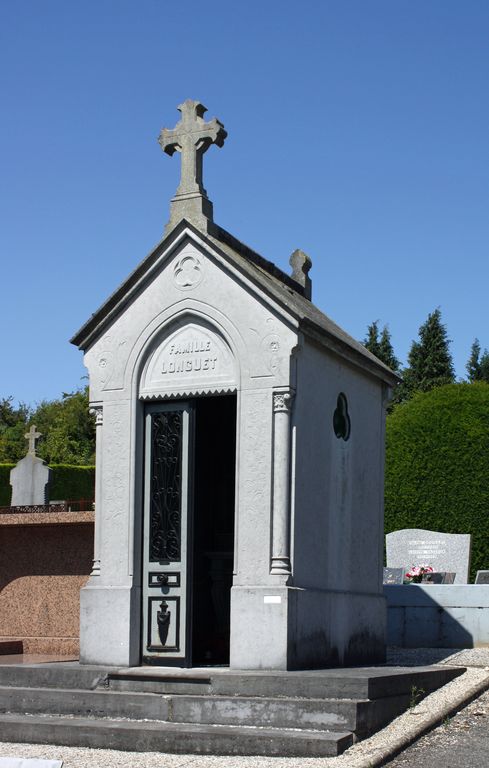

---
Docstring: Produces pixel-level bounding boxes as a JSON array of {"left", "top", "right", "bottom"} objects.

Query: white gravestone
[
  {"left": 386, "top": 528, "right": 471, "bottom": 585},
  {"left": 9, "top": 426, "right": 51, "bottom": 507}
]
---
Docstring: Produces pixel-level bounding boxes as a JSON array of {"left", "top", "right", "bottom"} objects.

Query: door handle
[{"left": 157, "top": 573, "right": 169, "bottom": 586}]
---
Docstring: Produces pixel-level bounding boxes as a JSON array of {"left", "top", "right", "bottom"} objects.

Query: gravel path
[
  {"left": 0, "top": 649, "right": 488, "bottom": 768},
  {"left": 384, "top": 688, "right": 489, "bottom": 768}
]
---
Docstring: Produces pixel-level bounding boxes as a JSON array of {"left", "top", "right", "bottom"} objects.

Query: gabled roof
[{"left": 71, "top": 219, "right": 400, "bottom": 386}]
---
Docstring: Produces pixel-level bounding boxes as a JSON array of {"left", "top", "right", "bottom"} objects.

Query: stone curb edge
[{"left": 337, "top": 668, "right": 489, "bottom": 768}]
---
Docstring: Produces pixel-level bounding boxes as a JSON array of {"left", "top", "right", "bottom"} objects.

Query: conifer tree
[
  {"left": 403, "top": 308, "right": 455, "bottom": 396},
  {"left": 479, "top": 350, "right": 489, "bottom": 384},
  {"left": 466, "top": 339, "right": 489, "bottom": 384},
  {"left": 363, "top": 321, "right": 400, "bottom": 371},
  {"left": 363, "top": 320, "right": 381, "bottom": 358},
  {"left": 378, "top": 326, "right": 400, "bottom": 372},
  {"left": 466, "top": 339, "right": 482, "bottom": 382}
]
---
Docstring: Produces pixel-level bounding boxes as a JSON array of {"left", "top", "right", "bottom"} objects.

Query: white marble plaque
[{"left": 386, "top": 528, "right": 471, "bottom": 584}]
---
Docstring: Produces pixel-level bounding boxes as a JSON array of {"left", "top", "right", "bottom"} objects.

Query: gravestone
[
  {"left": 383, "top": 567, "right": 405, "bottom": 585},
  {"left": 386, "top": 529, "right": 471, "bottom": 585},
  {"left": 475, "top": 570, "right": 489, "bottom": 585},
  {"left": 72, "top": 100, "right": 399, "bottom": 670},
  {"left": 9, "top": 426, "right": 51, "bottom": 507}
]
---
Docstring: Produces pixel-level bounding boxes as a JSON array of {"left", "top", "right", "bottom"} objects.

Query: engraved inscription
[
  {"left": 140, "top": 322, "right": 236, "bottom": 396},
  {"left": 161, "top": 338, "right": 217, "bottom": 375}
]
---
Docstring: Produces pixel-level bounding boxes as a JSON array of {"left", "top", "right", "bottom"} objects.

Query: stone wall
[
  {"left": 0, "top": 511, "right": 94, "bottom": 655},
  {"left": 385, "top": 584, "right": 489, "bottom": 648}
]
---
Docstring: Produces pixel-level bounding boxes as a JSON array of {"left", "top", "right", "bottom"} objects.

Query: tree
[
  {"left": 466, "top": 338, "right": 489, "bottom": 384},
  {"left": 480, "top": 351, "right": 489, "bottom": 383},
  {"left": 33, "top": 387, "right": 95, "bottom": 465},
  {"left": 0, "top": 388, "right": 95, "bottom": 465},
  {"left": 402, "top": 308, "right": 455, "bottom": 397},
  {"left": 0, "top": 397, "right": 30, "bottom": 462},
  {"left": 363, "top": 321, "right": 400, "bottom": 372},
  {"left": 466, "top": 339, "right": 481, "bottom": 381}
]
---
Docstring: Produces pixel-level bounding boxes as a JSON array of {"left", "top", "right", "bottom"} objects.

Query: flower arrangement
[{"left": 404, "top": 565, "right": 434, "bottom": 584}]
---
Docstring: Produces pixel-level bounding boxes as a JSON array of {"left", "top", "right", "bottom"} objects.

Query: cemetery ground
[{"left": 0, "top": 648, "right": 487, "bottom": 768}]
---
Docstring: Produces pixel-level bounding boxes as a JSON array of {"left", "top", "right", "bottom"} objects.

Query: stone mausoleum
[{"left": 71, "top": 100, "right": 398, "bottom": 670}]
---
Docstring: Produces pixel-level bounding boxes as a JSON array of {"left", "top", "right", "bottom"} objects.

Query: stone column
[
  {"left": 89, "top": 406, "right": 103, "bottom": 577},
  {"left": 270, "top": 389, "right": 294, "bottom": 577}
]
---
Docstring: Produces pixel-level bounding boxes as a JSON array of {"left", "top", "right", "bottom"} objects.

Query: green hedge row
[
  {"left": 0, "top": 463, "right": 95, "bottom": 506},
  {"left": 385, "top": 382, "right": 489, "bottom": 583}
]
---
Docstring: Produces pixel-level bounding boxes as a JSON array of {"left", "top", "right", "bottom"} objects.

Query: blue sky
[{"left": 1, "top": 1, "right": 488, "bottom": 405}]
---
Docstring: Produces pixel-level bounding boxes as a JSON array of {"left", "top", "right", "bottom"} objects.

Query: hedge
[
  {"left": 0, "top": 463, "right": 95, "bottom": 506},
  {"left": 385, "top": 382, "right": 489, "bottom": 582}
]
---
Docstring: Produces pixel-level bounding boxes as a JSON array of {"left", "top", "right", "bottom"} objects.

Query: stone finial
[
  {"left": 289, "top": 249, "right": 312, "bottom": 300},
  {"left": 25, "top": 424, "right": 41, "bottom": 456},
  {"left": 159, "top": 100, "right": 227, "bottom": 233}
]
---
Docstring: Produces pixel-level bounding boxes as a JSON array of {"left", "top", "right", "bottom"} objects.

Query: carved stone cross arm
[
  {"left": 158, "top": 100, "right": 227, "bottom": 198},
  {"left": 25, "top": 424, "right": 41, "bottom": 456}
]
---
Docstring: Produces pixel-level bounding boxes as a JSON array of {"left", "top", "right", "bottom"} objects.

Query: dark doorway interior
[{"left": 192, "top": 394, "right": 236, "bottom": 665}]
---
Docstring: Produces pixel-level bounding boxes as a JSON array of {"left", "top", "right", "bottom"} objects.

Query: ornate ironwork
[
  {"left": 0, "top": 500, "right": 94, "bottom": 515},
  {"left": 149, "top": 411, "right": 182, "bottom": 561},
  {"left": 157, "top": 600, "right": 171, "bottom": 645}
]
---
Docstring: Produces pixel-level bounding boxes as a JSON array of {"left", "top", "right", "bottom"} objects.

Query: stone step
[
  {"left": 0, "top": 713, "right": 353, "bottom": 757},
  {"left": 107, "top": 665, "right": 463, "bottom": 700},
  {"left": 0, "top": 684, "right": 394, "bottom": 734},
  {"left": 0, "top": 663, "right": 110, "bottom": 690}
]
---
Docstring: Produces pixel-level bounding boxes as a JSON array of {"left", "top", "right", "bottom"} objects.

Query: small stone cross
[
  {"left": 158, "top": 100, "right": 227, "bottom": 198},
  {"left": 25, "top": 424, "right": 41, "bottom": 456}
]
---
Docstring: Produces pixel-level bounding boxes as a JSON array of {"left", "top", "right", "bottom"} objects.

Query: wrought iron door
[{"left": 142, "top": 402, "right": 193, "bottom": 665}]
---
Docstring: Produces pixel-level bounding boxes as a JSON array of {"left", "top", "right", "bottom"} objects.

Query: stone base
[
  {"left": 230, "top": 585, "right": 386, "bottom": 669},
  {"left": 79, "top": 582, "right": 141, "bottom": 666},
  {"left": 385, "top": 584, "right": 489, "bottom": 648}
]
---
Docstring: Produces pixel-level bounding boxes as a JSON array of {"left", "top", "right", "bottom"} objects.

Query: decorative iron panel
[{"left": 149, "top": 411, "right": 183, "bottom": 562}]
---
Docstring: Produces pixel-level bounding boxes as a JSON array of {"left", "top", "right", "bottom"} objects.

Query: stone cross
[
  {"left": 25, "top": 424, "right": 41, "bottom": 456},
  {"left": 158, "top": 100, "right": 227, "bottom": 198}
]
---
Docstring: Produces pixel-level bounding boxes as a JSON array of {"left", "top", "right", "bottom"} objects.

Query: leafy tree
[
  {"left": 466, "top": 338, "right": 489, "bottom": 384},
  {"left": 0, "top": 388, "right": 95, "bottom": 465},
  {"left": 402, "top": 308, "right": 455, "bottom": 397},
  {"left": 33, "top": 387, "right": 95, "bottom": 465},
  {"left": 363, "top": 321, "right": 400, "bottom": 372},
  {"left": 0, "top": 397, "right": 30, "bottom": 462}
]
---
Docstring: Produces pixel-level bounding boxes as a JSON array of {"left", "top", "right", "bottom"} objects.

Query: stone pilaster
[
  {"left": 89, "top": 406, "right": 103, "bottom": 577},
  {"left": 270, "top": 389, "right": 294, "bottom": 578}
]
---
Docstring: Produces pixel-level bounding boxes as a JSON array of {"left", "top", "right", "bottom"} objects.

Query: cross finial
[
  {"left": 25, "top": 424, "right": 41, "bottom": 456},
  {"left": 158, "top": 100, "right": 227, "bottom": 232}
]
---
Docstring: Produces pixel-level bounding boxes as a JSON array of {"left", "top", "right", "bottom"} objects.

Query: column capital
[
  {"left": 273, "top": 389, "right": 294, "bottom": 413},
  {"left": 89, "top": 405, "right": 103, "bottom": 426}
]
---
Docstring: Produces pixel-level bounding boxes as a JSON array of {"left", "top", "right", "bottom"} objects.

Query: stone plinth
[{"left": 385, "top": 584, "right": 489, "bottom": 648}]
